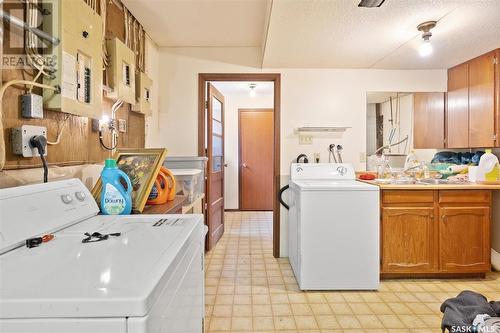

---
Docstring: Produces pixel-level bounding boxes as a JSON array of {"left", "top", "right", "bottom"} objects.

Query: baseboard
[{"left": 492, "top": 248, "right": 500, "bottom": 272}]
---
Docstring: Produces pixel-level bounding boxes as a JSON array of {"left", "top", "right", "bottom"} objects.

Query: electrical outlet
[
  {"left": 118, "top": 119, "right": 127, "bottom": 133},
  {"left": 11, "top": 125, "right": 47, "bottom": 157},
  {"left": 360, "top": 152, "right": 367, "bottom": 163},
  {"left": 314, "top": 153, "right": 320, "bottom": 163},
  {"left": 299, "top": 134, "right": 313, "bottom": 145}
]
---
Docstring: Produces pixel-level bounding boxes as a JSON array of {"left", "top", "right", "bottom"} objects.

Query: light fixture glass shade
[
  {"left": 419, "top": 39, "right": 433, "bottom": 57},
  {"left": 249, "top": 89, "right": 256, "bottom": 97}
]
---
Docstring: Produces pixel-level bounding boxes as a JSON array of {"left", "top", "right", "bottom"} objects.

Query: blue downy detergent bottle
[{"left": 100, "top": 159, "right": 133, "bottom": 215}]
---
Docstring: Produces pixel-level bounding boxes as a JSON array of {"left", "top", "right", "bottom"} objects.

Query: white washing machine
[
  {"left": 288, "top": 163, "right": 380, "bottom": 290},
  {"left": 0, "top": 179, "right": 206, "bottom": 333}
]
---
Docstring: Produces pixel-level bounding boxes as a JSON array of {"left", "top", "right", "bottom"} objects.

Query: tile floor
[{"left": 204, "top": 211, "right": 500, "bottom": 332}]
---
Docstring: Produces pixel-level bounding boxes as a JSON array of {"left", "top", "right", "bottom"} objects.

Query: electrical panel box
[
  {"left": 11, "top": 125, "right": 47, "bottom": 157},
  {"left": 131, "top": 72, "right": 152, "bottom": 115},
  {"left": 42, "top": 0, "right": 103, "bottom": 119},
  {"left": 106, "top": 38, "right": 136, "bottom": 104}
]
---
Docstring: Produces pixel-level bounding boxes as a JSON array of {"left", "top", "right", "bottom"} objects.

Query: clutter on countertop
[
  {"left": 440, "top": 290, "right": 500, "bottom": 333},
  {"left": 100, "top": 159, "right": 132, "bottom": 215},
  {"left": 477, "top": 149, "right": 500, "bottom": 182},
  {"left": 358, "top": 173, "right": 376, "bottom": 180},
  {"left": 431, "top": 151, "right": 485, "bottom": 165},
  {"left": 147, "top": 167, "right": 176, "bottom": 205}
]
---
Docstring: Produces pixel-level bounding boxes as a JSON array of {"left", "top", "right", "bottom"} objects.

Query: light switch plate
[
  {"left": 299, "top": 134, "right": 313, "bottom": 145},
  {"left": 11, "top": 125, "right": 47, "bottom": 157},
  {"left": 360, "top": 152, "right": 367, "bottom": 163},
  {"left": 118, "top": 119, "right": 127, "bottom": 133}
]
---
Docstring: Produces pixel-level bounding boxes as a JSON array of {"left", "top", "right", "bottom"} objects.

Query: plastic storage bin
[
  {"left": 163, "top": 156, "right": 207, "bottom": 193},
  {"left": 171, "top": 169, "right": 202, "bottom": 203}
]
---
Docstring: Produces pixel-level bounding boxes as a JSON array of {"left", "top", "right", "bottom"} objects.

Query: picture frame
[{"left": 91, "top": 148, "right": 168, "bottom": 213}]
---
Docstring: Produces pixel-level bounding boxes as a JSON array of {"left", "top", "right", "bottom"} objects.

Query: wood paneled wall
[{"left": 1, "top": 1, "right": 145, "bottom": 170}]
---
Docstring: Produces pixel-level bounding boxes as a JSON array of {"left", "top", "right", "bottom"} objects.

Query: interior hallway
[{"left": 204, "top": 212, "right": 500, "bottom": 332}]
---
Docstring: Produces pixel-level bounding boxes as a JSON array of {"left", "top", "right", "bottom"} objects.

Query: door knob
[
  {"left": 241, "top": 163, "right": 248, "bottom": 168},
  {"left": 224, "top": 162, "right": 229, "bottom": 167}
]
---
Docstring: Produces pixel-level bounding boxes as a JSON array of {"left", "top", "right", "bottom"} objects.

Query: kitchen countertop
[{"left": 358, "top": 179, "right": 500, "bottom": 190}]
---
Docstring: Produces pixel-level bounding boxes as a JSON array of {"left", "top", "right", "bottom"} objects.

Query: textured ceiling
[
  {"left": 121, "top": 0, "right": 271, "bottom": 47},
  {"left": 122, "top": 0, "right": 500, "bottom": 69},
  {"left": 263, "top": 0, "right": 500, "bottom": 69}
]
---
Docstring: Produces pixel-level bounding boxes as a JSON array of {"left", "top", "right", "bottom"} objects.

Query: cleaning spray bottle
[
  {"left": 477, "top": 149, "right": 500, "bottom": 183},
  {"left": 100, "top": 159, "right": 133, "bottom": 215}
]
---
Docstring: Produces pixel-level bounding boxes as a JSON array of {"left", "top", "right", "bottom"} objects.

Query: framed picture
[{"left": 92, "top": 148, "right": 168, "bottom": 213}]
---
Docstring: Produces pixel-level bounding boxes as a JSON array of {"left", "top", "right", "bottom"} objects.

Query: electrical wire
[{"left": 47, "top": 115, "right": 69, "bottom": 145}]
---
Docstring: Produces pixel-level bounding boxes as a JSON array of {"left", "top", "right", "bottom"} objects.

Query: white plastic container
[
  {"left": 171, "top": 169, "right": 202, "bottom": 203},
  {"left": 477, "top": 149, "right": 500, "bottom": 182}
]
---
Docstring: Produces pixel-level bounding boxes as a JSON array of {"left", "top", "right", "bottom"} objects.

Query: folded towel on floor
[{"left": 440, "top": 290, "right": 498, "bottom": 332}]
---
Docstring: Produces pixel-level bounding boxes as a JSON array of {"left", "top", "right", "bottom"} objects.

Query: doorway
[{"left": 198, "top": 74, "right": 281, "bottom": 257}]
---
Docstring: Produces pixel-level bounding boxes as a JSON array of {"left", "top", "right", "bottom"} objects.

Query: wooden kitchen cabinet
[
  {"left": 469, "top": 51, "right": 496, "bottom": 147},
  {"left": 381, "top": 207, "right": 438, "bottom": 273},
  {"left": 413, "top": 92, "right": 445, "bottom": 149},
  {"left": 447, "top": 62, "right": 470, "bottom": 148},
  {"left": 446, "top": 49, "right": 499, "bottom": 148},
  {"left": 380, "top": 189, "right": 492, "bottom": 277},
  {"left": 439, "top": 207, "right": 491, "bottom": 272}
]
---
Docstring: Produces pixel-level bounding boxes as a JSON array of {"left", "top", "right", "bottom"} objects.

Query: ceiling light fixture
[
  {"left": 417, "top": 21, "right": 436, "bottom": 57},
  {"left": 249, "top": 83, "right": 257, "bottom": 97},
  {"left": 358, "top": 0, "right": 386, "bottom": 8}
]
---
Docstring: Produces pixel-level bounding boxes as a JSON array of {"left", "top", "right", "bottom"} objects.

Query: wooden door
[
  {"left": 469, "top": 51, "right": 496, "bottom": 147},
  {"left": 439, "top": 207, "right": 491, "bottom": 272},
  {"left": 413, "top": 92, "right": 445, "bottom": 149},
  {"left": 239, "top": 109, "right": 274, "bottom": 210},
  {"left": 206, "top": 83, "right": 225, "bottom": 250},
  {"left": 447, "top": 63, "right": 469, "bottom": 148},
  {"left": 381, "top": 207, "right": 438, "bottom": 273}
]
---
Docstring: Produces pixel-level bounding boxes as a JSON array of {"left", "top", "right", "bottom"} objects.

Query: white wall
[
  {"left": 153, "top": 46, "right": 447, "bottom": 256},
  {"left": 214, "top": 90, "right": 273, "bottom": 209}
]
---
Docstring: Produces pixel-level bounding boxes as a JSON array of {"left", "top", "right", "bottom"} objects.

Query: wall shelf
[{"left": 297, "top": 126, "right": 351, "bottom": 133}]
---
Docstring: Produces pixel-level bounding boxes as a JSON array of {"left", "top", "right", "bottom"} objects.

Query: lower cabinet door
[
  {"left": 381, "top": 207, "right": 437, "bottom": 273},
  {"left": 439, "top": 207, "right": 491, "bottom": 272}
]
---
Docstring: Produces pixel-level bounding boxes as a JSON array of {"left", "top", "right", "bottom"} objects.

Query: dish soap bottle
[
  {"left": 100, "top": 159, "right": 133, "bottom": 215},
  {"left": 477, "top": 149, "right": 500, "bottom": 183}
]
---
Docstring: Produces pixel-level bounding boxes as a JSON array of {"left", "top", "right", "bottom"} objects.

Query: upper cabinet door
[
  {"left": 413, "top": 92, "right": 445, "bottom": 149},
  {"left": 469, "top": 51, "right": 496, "bottom": 148},
  {"left": 447, "top": 63, "right": 470, "bottom": 148},
  {"left": 496, "top": 49, "right": 500, "bottom": 147}
]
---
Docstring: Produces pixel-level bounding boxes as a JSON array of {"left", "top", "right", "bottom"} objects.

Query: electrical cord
[
  {"left": 30, "top": 135, "right": 48, "bottom": 183},
  {"left": 99, "top": 129, "right": 118, "bottom": 151}
]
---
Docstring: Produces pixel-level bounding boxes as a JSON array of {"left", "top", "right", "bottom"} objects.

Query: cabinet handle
[{"left": 441, "top": 215, "right": 446, "bottom": 220}]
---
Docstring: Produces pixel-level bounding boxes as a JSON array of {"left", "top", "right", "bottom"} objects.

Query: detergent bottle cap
[
  {"left": 105, "top": 159, "right": 117, "bottom": 168},
  {"left": 485, "top": 149, "right": 492, "bottom": 154}
]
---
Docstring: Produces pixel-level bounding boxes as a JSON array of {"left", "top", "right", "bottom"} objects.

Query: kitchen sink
[{"left": 416, "top": 178, "right": 450, "bottom": 185}]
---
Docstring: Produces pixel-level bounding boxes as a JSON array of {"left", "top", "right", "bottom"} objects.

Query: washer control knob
[
  {"left": 61, "top": 194, "right": 73, "bottom": 204},
  {"left": 337, "top": 166, "right": 347, "bottom": 176},
  {"left": 75, "top": 191, "right": 86, "bottom": 201}
]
